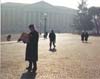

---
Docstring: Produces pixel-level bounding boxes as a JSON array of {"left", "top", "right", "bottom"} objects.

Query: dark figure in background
[
  {"left": 44, "top": 32, "right": 48, "bottom": 39},
  {"left": 49, "top": 30, "right": 56, "bottom": 50},
  {"left": 7, "top": 34, "right": 11, "bottom": 41},
  {"left": 81, "top": 31, "right": 85, "bottom": 42},
  {"left": 85, "top": 32, "right": 89, "bottom": 42},
  {"left": 26, "top": 24, "right": 39, "bottom": 72},
  {"left": 45, "top": 32, "right": 48, "bottom": 38}
]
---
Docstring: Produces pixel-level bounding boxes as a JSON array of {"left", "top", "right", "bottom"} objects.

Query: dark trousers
[
  {"left": 28, "top": 61, "right": 37, "bottom": 71},
  {"left": 50, "top": 41, "right": 55, "bottom": 49},
  {"left": 85, "top": 37, "right": 88, "bottom": 42}
]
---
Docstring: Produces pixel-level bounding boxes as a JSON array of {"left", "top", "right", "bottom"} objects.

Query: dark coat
[
  {"left": 81, "top": 32, "right": 85, "bottom": 41},
  {"left": 49, "top": 32, "right": 56, "bottom": 42},
  {"left": 25, "top": 31, "right": 39, "bottom": 62},
  {"left": 85, "top": 32, "right": 89, "bottom": 41}
]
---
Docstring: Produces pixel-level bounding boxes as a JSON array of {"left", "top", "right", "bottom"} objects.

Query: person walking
[
  {"left": 81, "top": 31, "right": 85, "bottom": 42},
  {"left": 85, "top": 31, "right": 89, "bottom": 42},
  {"left": 49, "top": 30, "right": 56, "bottom": 50}
]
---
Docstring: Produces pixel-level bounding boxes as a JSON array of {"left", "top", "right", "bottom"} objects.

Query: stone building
[{"left": 1, "top": 1, "right": 77, "bottom": 34}]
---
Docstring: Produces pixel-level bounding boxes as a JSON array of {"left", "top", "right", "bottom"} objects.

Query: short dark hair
[{"left": 29, "top": 24, "right": 34, "bottom": 29}]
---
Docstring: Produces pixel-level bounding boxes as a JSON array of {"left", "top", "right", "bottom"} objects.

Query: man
[
  {"left": 85, "top": 31, "right": 89, "bottom": 42},
  {"left": 25, "top": 24, "right": 39, "bottom": 72},
  {"left": 81, "top": 31, "right": 85, "bottom": 42},
  {"left": 7, "top": 34, "right": 11, "bottom": 41},
  {"left": 43, "top": 32, "right": 48, "bottom": 39},
  {"left": 49, "top": 30, "right": 56, "bottom": 50}
]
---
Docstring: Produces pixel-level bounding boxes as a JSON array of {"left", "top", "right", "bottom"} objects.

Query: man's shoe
[
  {"left": 32, "top": 68, "right": 37, "bottom": 73},
  {"left": 49, "top": 48, "right": 52, "bottom": 51},
  {"left": 26, "top": 67, "right": 32, "bottom": 72}
]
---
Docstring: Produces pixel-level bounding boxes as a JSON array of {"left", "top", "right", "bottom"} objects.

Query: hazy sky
[{"left": 1, "top": 0, "right": 100, "bottom": 9}]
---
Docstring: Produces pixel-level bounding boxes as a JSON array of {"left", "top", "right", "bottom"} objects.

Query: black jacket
[
  {"left": 25, "top": 30, "right": 39, "bottom": 62},
  {"left": 49, "top": 32, "right": 56, "bottom": 42}
]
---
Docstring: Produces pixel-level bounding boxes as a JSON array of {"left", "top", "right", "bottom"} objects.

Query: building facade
[{"left": 1, "top": 1, "right": 77, "bottom": 34}]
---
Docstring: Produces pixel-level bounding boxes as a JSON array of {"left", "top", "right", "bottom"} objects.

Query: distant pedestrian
[
  {"left": 25, "top": 24, "right": 39, "bottom": 72},
  {"left": 44, "top": 32, "right": 48, "bottom": 39},
  {"left": 81, "top": 31, "right": 85, "bottom": 42},
  {"left": 85, "top": 31, "right": 89, "bottom": 42},
  {"left": 49, "top": 30, "right": 56, "bottom": 50},
  {"left": 18, "top": 32, "right": 29, "bottom": 43},
  {"left": 7, "top": 34, "right": 11, "bottom": 41}
]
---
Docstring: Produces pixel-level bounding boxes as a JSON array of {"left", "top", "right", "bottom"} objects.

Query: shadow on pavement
[
  {"left": 82, "top": 42, "right": 92, "bottom": 44},
  {"left": 20, "top": 71, "right": 37, "bottom": 79}
]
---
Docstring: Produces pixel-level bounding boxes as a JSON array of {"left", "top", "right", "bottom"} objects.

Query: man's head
[
  {"left": 51, "top": 30, "right": 54, "bottom": 33},
  {"left": 29, "top": 24, "right": 35, "bottom": 32}
]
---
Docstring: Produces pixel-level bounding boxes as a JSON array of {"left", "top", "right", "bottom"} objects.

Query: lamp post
[
  {"left": 39, "top": 21, "right": 42, "bottom": 34},
  {"left": 44, "top": 13, "right": 47, "bottom": 34}
]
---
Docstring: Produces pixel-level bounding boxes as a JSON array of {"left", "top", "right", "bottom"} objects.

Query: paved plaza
[{"left": 1, "top": 34, "right": 100, "bottom": 79}]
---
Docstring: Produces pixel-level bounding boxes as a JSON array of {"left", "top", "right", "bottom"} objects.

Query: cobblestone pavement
[{"left": 1, "top": 34, "right": 100, "bottom": 79}]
